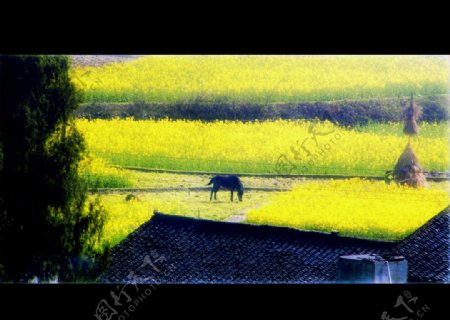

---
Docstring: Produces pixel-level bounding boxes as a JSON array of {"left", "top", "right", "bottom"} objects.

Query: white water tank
[{"left": 337, "top": 254, "right": 408, "bottom": 283}]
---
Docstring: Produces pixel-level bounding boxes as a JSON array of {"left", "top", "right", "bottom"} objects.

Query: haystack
[
  {"left": 403, "top": 93, "right": 421, "bottom": 137},
  {"left": 403, "top": 118, "right": 419, "bottom": 136},
  {"left": 394, "top": 142, "right": 427, "bottom": 187}
]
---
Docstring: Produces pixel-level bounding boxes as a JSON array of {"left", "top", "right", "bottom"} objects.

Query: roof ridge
[
  {"left": 398, "top": 205, "right": 450, "bottom": 245},
  {"left": 151, "top": 211, "right": 396, "bottom": 244}
]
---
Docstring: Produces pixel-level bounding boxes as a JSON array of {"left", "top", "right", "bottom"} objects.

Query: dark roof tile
[
  {"left": 387, "top": 206, "right": 450, "bottom": 282},
  {"left": 101, "top": 214, "right": 391, "bottom": 283},
  {"left": 101, "top": 207, "right": 449, "bottom": 283}
]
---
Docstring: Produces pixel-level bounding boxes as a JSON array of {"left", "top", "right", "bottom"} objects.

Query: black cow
[{"left": 207, "top": 175, "right": 244, "bottom": 202}]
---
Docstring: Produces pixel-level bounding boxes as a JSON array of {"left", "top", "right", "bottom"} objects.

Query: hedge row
[{"left": 74, "top": 95, "right": 449, "bottom": 125}]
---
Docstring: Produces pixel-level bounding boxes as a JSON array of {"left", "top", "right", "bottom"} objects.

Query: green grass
[{"left": 356, "top": 121, "right": 449, "bottom": 138}]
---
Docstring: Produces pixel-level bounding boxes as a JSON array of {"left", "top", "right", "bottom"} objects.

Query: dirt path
[
  {"left": 224, "top": 198, "right": 272, "bottom": 223},
  {"left": 226, "top": 214, "right": 246, "bottom": 223},
  {"left": 70, "top": 55, "right": 143, "bottom": 67},
  {"left": 92, "top": 186, "right": 290, "bottom": 194}
]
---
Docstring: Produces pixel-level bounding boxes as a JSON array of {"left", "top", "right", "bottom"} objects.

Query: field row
[
  {"left": 77, "top": 119, "right": 449, "bottom": 187},
  {"left": 246, "top": 178, "right": 449, "bottom": 241},
  {"left": 70, "top": 55, "right": 449, "bottom": 104}
]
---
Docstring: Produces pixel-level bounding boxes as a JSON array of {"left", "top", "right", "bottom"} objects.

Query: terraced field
[
  {"left": 71, "top": 55, "right": 449, "bottom": 103},
  {"left": 93, "top": 169, "right": 449, "bottom": 248},
  {"left": 77, "top": 119, "right": 448, "bottom": 184},
  {"left": 71, "top": 55, "right": 449, "bottom": 249}
]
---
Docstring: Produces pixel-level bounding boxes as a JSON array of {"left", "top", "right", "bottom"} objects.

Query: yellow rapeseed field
[
  {"left": 245, "top": 178, "right": 449, "bottom": 240},
  {"left": 98, "top": 194, "right": 157, "bottom": 247},
  {"left": 97, "top": 189, "right": 268, "bottom": 247},
  {"left": 76, "top": 118, "right": 449, "bottom": 176},
  {"left": 79, "top": 155, "right": 135, "bottom": 188},
  {"left": 70, "top": 55, "right": 449, "bottom": 103}
]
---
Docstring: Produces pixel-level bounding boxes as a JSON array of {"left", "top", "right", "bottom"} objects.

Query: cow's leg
[
  {"left": 231, "top": 190, "right": 234, "bottom": 202},
  {"left": 210, "top": 189, "right": 213, "bottom": 201}
]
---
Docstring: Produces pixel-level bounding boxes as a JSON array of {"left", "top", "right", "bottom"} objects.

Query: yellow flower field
[
  {"left": 245, "top": 178, "right": 449, "bottom": 240},
  {"left": 70, "top": 55, "right": 449, "bottom": 103},
  {"left": 79, "top": 155, "right": 135, "bottom": 188},
  {"left": 76, "top": 118, "right": 449, "bottom": 176},
  {"left": 96, "top": 178, "right": 449, "bottom": 248},
  {"left": 98, "top": 194, "right": 157, "bottom": 247},
  {"left": 97, "top": 189, "right": 268, "bottom": 247}
]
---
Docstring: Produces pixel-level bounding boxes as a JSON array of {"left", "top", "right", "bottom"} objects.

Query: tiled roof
[
  {"left": 100, "top": 214, "right": 390, "bottom": 283},
  {"left": 389, "top": 207, "right": 450, "bottom": 282},
  {"left": 100, "top": 207, "right": 449, "bottom": 283}
]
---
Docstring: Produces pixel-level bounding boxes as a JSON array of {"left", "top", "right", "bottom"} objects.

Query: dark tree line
[
  {"left": 75, "top": 96, "right": 449, "bottom": 125},
  {"left": 0, "top": 55, "right": 108, "bottom": 282}
]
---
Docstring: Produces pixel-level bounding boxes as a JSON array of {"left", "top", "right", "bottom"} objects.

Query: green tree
[{"left": 0, "top": 55, "right": 108, "bottom": 282}]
